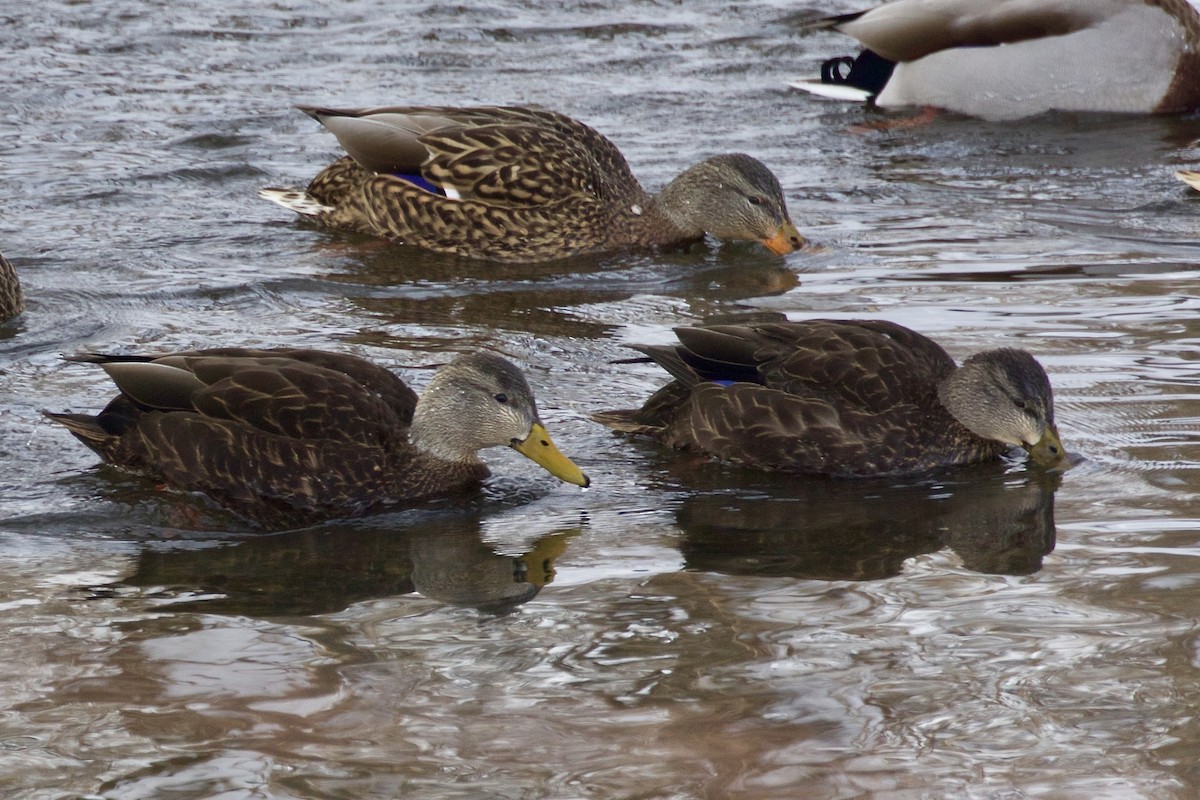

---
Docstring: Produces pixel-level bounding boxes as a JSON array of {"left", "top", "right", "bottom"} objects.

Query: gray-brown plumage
[
  {"left": 45, "top": 348, "right": 588, "bottom": 528},
  {"left": 260, "top": 105, "right": 804, "bottom": 262},
  {"left": 0, "top": 251, "right": 24, "bottom": 322},
  {"left": 595, "top": 320, "right": 1066, "bottom": 477}
]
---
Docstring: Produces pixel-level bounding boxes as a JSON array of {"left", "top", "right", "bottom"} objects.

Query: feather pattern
[
  {"left": 596, "top": 320, "right": 1066, "bottom": 477},
  {"left": 261, "top": 104, "right": 804, "bottom": 262},
  {"left": 0, "top": 251, "right": 24, "bottom": 322},
  {"left": 46, "top": 348, "right": 587, "bottom": 528}
]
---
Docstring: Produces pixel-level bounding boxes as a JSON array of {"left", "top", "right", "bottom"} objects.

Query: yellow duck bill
[
  {"left": 511, "top": 423, "right": 590, "bottom": 487},
  {"left": 1024, "top": 424, "right": 1066, "bottom": 468}
]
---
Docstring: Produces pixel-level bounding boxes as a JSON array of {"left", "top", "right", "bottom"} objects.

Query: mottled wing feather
[
  {"left": 76, "top": 348, "right": 418, "bottom": 449},
  {"left": 675, "top": 321, "right": 956, "bottom": 413},
  {"left": 417, "top": 118, "right": 641, "bottom": 207},
  {"left": 610, "top": 320, "right": 979, "bottom": 475},
  {"left": 668, "top": 381, "right": 938, "bottom": 476},
  {"left": 130, "top": 413, "right": 401, "bottom": 523},
  {"left": 173, "top": 348, "right": 419, "bottom": 425},
  {"left": 311, "top": 104, "right": 642, "bottom": 209},
  {"left": 762, "top": 321, "right": 956, "bottom": 412},
  {"left": 171, "top": 357, "right": 414, "bottom": 449}
]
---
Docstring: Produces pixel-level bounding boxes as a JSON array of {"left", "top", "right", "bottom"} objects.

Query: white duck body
[{"left": 791, "top": 0, "right": 1200, "bottom": 121}]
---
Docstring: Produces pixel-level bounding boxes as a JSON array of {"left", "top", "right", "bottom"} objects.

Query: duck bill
[
  {"left": 762, "top": 221, "right": 804, "bottom": 255},
  {"left": 1023, "top": 424, "right": 1066, "bottom": 468},
  {"left": 511, "top": 423, "right": 590, "bottom": 487}
]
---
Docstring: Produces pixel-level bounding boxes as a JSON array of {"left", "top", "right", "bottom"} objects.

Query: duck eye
[
  {"left": 494, "top": 393, "right": 508, "bottom": 404},
  {"left": 1013, "top": 399, "right": 1027, "bottom": 410},
  {"left": 747, "top": 195, "right": 765, "bottom": 207}
]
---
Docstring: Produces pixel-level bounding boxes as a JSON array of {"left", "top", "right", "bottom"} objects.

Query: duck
[
  {"left": 594, "top": 320, "right": 1066, "bottom": 476},
  {"left": 788, "top": 0, "right": 1200, "bottom": 121},
  {"left": 260, "top": 104, "right": 804, "bottom": 262},
  {"left": 45, "top": 348, "right": 589, "bottom": 528},
  {"left": 0, "top": 251, "right": 24, "bottom": 322}
]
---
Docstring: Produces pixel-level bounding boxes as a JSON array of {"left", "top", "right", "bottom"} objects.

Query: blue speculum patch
[{"left": 394, "top": 173, "right": 446, "bottom": 196}]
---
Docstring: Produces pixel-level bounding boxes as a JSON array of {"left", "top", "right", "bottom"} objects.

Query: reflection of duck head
[
  {"left": 411, "top": 526, "right": 578, "bottom": 614},
  {"left": 106, "top": 512, "right": 579, "bottom": 616},
  {"left": 935, "top": 470, "right": 1060, "bottom": 575},
  {"left": 674, "top": 464, "right": 1059, "bottom": 581}
]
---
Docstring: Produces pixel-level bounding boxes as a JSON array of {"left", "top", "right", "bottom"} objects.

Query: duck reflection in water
[
  {"left": 672, "top": 463, "right": 1060, "bottom": 580},
  {"left": 100, "top": 512, "right": 580, "bottom": 617}
]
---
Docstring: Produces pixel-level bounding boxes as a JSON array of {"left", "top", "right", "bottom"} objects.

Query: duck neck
[
  {"left": 649, "top": 164, "right": 714, "bottom": 239},
  {"left": 408, "top": 397, "right": 483, "bottom": 465}
]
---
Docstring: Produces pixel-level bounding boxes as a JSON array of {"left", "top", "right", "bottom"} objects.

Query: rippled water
[{"left": 5, "top": 1, "right": 1200, "bottom": 798}]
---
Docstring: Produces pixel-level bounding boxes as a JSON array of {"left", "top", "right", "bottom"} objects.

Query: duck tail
[
  {"left": 258, "top": 188, "right": 333, "bottom": 218},
  {"left": 42, "top": 410, "right": 122, "bottom": 461},
  {"left": 801, "top": 10, "right": 867, "bottom": 32},
  {"left": 590, "top": 409, "right": 662, "bottom": 436}
]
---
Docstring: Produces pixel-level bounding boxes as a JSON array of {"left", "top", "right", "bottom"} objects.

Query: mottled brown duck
[
  {"left": 46, "top": 348, "right": 589, "bottom": 528},
  {"left": 789, "top": 0, "right": 1200, "bottom": 121},
  {"left": 595, "top": 320, "right": 1066, "bottom": 476},
  {"left": 0, "top": 251, "right": 24, "bottom": 322},
  {"left": 260, "top": 104, "right": 804, "bottom": 262}
]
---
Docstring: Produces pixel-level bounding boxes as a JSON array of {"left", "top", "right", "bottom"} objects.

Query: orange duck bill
[{"left": 762, "top": 221, "right": 805, "bottom": 255}]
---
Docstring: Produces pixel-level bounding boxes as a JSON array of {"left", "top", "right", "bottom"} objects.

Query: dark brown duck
[
  {"left": 595, "top": 320, "right": 1066, "bottom": 477},
  {"left": 46, "top": 348, "right": 588, "bottom": 528}
]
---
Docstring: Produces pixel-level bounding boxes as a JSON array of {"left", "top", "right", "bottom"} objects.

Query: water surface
[{"left": 4, "top": 1, "right": 1200, "bottom": 798}]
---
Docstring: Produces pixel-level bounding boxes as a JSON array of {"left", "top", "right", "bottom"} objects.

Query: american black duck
[
  {"left": 260, "top": 104, "right": 804, "bottom": 262},
  {"left": 46, "top": 348, "right": 589, "bottom": 527},
  {"left": 594, "top": 320, "right": 1066, "bottom": 476}
]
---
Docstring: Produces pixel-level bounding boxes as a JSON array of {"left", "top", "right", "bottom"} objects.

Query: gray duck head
[
  {"left": 409, "top": 352, "right": 589, "bottom": 486},
  {"left": 655, "top": 154, "right": 804, "bottom": 255},
  {"left": 937, "top": 348, "right": 1065, "bottom": 467}
]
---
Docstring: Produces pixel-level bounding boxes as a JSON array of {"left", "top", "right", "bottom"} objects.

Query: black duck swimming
[
  {"left": 595, "top": 320, "right": 1066, "bottom": 476},
  {"left": 46, "top": 348, "right": 588, "bottom": 527}
]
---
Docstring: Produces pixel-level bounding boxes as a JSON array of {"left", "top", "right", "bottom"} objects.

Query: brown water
[{"left": 4, "top": 1, "right": 1200, "bottom": 798}]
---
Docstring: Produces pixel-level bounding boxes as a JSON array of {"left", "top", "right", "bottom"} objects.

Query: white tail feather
[
  {"left": 1176, "top": 171, "right": 1200, "bottom": 192},
  {"left": 787, "top": 79, "right": 874, "bottom": 103},
  {"left": 258, "top": 188, "right": 333, "bottom": 217}
]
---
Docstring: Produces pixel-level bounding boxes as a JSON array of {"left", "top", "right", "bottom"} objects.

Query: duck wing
[
  {"left": 819, "top": 0, "right": 1121, "bottom": 62},
  {"left": 300, "top": 105, "right": 643, "bottom": 208},
  {"left": 674, "top": 320, "right": 955, "bottom": 412},
  {"left": 55, "top": 349, "right": 422, "bottom": 525},
  {"left": 644, "top": 321, "right": 961, "bottom": 474},
  {"left": 80, "top": 348, "right": 418, "bottom": 446}
]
